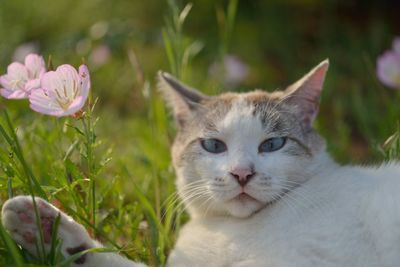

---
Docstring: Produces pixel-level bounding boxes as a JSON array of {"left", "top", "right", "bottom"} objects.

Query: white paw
[{"left": 1, "top": 195, "right": 95, "bottom": 264}]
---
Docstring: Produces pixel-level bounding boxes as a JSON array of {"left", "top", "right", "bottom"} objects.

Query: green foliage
[
  {"left": 162, "top": 0, "right": 203, "bottom": 80},
  {"left": 381, "top": 123, "right": 400, "bottom": 160},
  {"left": 0, "top": 0, "right": 399, "bottom": 266}
]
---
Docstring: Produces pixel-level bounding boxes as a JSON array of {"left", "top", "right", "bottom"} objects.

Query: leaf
[
  {"left": 63, "top": 140, "right": 80, "bottom": 161},
  {"left": 65, "top": 124, "right": 85, "bottom": 136},
  {"left": 178, "top": 3, "right": 193, "bottom": 24},
  {"left": 162, "top": 29, "right": 177, "bottom": 76}
]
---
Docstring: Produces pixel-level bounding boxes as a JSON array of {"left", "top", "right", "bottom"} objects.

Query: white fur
[
  {"left": 169, "top": 162, "right": 400, "bottom": 267},
  {"left": 168, "top": 98, "right": 400, "bottom": 266},
  {"left": 178, "top": 97, "right": 323, "bottom": 219}
]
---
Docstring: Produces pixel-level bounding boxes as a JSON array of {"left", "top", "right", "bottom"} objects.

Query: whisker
[
  {"left": 202, "top": 196, "right": 216, "bottom": 218},
  {"left": 265, "top": 180, "right": 331, "bottom": 222},
  {"left": 161, "top": 181, "right": 210, "bottom": 221},
  {"left": 174, "top": 190, "right": 212, "bottom": 219}
]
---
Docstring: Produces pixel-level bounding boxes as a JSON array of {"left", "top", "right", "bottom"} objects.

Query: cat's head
[{"left": 158, "top": 60, "right": 330, "bottom": 218}]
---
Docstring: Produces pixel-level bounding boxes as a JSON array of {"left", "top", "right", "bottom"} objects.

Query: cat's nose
[{"left": 229, "top": 167, "right": 255, "bottom": 187}]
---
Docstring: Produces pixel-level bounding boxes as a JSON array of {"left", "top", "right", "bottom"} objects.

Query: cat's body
[
  {"left": 2, "top": 60, "right": 400, "bottom": 267},
  {"left": 170, "top": 162, "right": 400, "bottom": 267}
]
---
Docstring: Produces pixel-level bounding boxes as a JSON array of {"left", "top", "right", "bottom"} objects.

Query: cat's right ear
[
  {"left": 283, "top": 59, "right": 329, "bottom": 129},
  {"left": 157, "top": 71, "right": 207, "bottom": 127}
]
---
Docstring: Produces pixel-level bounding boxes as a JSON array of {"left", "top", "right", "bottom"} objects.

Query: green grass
[{"left": 0, "top": 0, "right": 400, "bottom": 266}]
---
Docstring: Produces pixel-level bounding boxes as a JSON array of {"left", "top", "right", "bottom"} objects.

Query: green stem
[
  {"left": 1, "top": 111, "right": 47, "bottom": 199},
  {"left": 81, "top": 110, "right": 96, "bottom": 235},
  {"left": 0, "top": 111, "right": 47, "bottom": 260}
]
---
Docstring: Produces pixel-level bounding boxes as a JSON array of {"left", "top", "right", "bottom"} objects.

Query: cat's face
[{"left": 159, "top": 60, "right": 329, "bottom": 218}]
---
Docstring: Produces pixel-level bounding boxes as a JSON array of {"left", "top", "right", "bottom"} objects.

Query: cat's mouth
[{"left": 233, "top": 192, "right": 260, "bottom": 203}]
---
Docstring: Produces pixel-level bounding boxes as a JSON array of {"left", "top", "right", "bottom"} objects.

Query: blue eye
[
  {"left": 259, "top": 137, "right": 286, "bottom": 153},
  {"left": 200, "top": 139, "right": 227, "bottom": 154}
]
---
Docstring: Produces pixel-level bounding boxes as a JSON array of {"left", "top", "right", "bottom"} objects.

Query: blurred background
[
  {"left": 0, "top": 0, "right": 400, "bottom": 265},
  {"left": 0, "top": 0, "right": 399, "bottom": 162}
]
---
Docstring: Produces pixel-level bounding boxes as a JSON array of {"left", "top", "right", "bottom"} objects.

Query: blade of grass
[
  {"left": 0, "top": 111, "right": 47, "bottom": 199},
  {"left": 48, "top": 213, "right": 62, "bottom": 264},
  {"left": 55, "top": 247, "right": 115, "bottom": 267},
  {"left": 7, "top": 177, "right": 13, "bottom": 198},
  {"left": 53, "top": 195, "right": 126, "bottom": 255},
  {"left": 0, "top": 222, "right": 24, "bottom": 267},
  {"left": 216, "top": 0, "right": 238, "bottom": 58},
  {"left": 0, "top": 111, "right": 48, "bottom": 260}
]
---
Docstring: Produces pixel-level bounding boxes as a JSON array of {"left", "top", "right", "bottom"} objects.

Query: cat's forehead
[
  {"left": 201, "top": 90, "right": 289, "bottom": 134},
  {"left": 203, "top": 90, "right": 280, "bottom": 113}
]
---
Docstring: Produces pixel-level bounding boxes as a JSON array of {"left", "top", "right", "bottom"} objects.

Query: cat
[{"left": 2, "top": 59, "right": 400, "bottom": 267}]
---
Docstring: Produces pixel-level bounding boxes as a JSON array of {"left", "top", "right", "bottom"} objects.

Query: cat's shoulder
[
  {"left": 354, "top": 161, "right": 400, "bottom": 182},
  {"left": 374, "top": 161, "right": 400, "bottom": 172},
  {"left": 364, "top": 161, "right": 400, "bottom": 195},
  {"left": 329, "top": 161, "right": 400, "bottom": 181}
]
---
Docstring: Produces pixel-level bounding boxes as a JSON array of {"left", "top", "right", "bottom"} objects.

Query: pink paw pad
[
  {"left": 2, "top": 196, "right": 92, "bottom": 261},
  {"left": 18, "top": 211, "right": 33, "bottom": 223},
  {"left": 22, "top": 231, "right": 36, "bottom": 244},
  {"left": 23, "top": 201, "right": 33, "bottom": 209},
  {"left": 18, "top": 214, "right": 54, "bottom": 243},
  {"left": 41, "top": 216, "right": 54, "bottom": 243},
  {"left": 12, "top": 199, "right": 55, "bottom": 244}
]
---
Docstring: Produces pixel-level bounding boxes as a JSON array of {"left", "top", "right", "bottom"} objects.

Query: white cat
[{"left": 2, "top": 60, "right": 400, "bottom": 267}]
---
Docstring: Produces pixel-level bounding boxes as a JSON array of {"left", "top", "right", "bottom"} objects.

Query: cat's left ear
[
  {"left": 284, "top": 59, "right": 329, "bottom": 128},
  {"left": 157, "top": 71, "right": 207, "bottom": 127}
]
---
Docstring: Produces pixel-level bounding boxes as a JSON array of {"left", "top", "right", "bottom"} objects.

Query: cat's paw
[{"left": 1, "top": 195, "right": 95, "bottom": 264}]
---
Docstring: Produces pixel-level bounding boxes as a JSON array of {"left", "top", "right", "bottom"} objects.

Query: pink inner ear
[
  {"left": 286, "top": 60, "right": 329, "bottom": 127},
  {"left": 302, "top": 64, "right": 328, "bottom": 102}
]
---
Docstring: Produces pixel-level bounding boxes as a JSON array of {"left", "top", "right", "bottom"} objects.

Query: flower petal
[
  {"left": 24, "top": 54, "right": 46, "bottom": 79},
  {"left": 30, "top": 98, "right": 84, "bottom": 117},
  {"left": 55, "top": 64, "right": 80, "bottom": 99},
  {"left": 7, "top": 62, "right": 28, "bottom": 78},
  {"left": 78, "top": 64, "right": 91, "bottom": 100},
  {"left": 0, "top": 64, "right": 29, "bottom": 99},
  {"left": 25, "top": 78, "right": 41, "bottom": 92},
  {"left": 377, "top": 51, "right": 400, "bottom": 89},
  {"left": 30, "top": 103, "right": 66, "bottom": 116},
  {"left": 0, "top": 75, "right": 12, "bottom": 90},
  {"left": 63, "top": 96, "right": 86, "bottom": 115},
  {"left": 29, "top": 89, "right": 65, "bottom": 116},
  {"left": 40, "top": 70, "right": 64, "bottom": 97},
  {"left": 0, "top": 88, "right": 28, "bottom": 99},
  {"left": 4, "top": 62, "right": 29, "bottom": 91}
]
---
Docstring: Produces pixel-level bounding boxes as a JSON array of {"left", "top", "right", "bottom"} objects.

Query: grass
[{"left": 0, "top": 0, "right": 399, "bottom": 266}]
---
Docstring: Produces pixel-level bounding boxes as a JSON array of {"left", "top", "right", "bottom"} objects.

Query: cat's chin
[{"left": 224, "top": 193, "right": 265, "bottom": 218}]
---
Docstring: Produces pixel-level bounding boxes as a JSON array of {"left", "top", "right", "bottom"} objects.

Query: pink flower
[
  {"left": 29, "top": 64, "right": 90, "bottom": 117},
  {"left": 13, "top": 42, "right": 39, "bottom": 62},
  {"left": 0, "top": 54, "right": 46, "bottom": 99},
  {"left": 89, "top": 44, "right": 111, "bottom": 67},
  {"left": 209, "top": 54, "right": 249, "bottom": 87},
  {"left": 377, "top": 37, "right": 400, "bottom": 89}
]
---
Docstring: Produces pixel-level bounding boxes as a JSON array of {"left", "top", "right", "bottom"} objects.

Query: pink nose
[{"left": 230, "top": 167, "right": 255, "bottom": 187}]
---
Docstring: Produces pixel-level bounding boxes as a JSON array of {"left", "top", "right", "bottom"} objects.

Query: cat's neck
[{"left": 307, "top": 151, "right": 339, "bottom": 179}]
